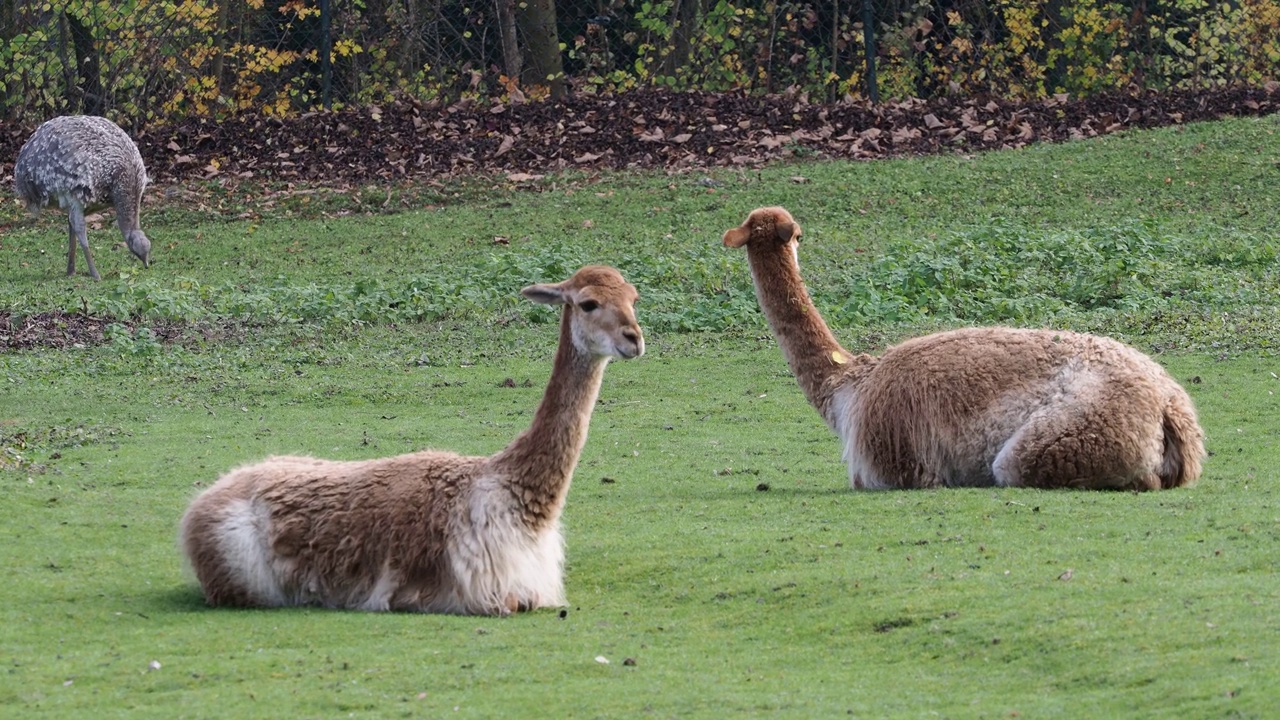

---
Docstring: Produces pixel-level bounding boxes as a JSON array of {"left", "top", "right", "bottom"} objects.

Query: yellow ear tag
[{"left": 831, "top": 351, "right": 848, "bottom": 365}]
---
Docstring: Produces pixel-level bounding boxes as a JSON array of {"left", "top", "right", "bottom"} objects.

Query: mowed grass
[{"left": 2, "top": 116, "right": 1279, "bottom": 718}]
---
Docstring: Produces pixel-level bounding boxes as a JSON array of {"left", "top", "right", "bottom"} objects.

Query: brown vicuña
[
  {"left": 180, "top": 266, "right": 644, "bottom": 614},
  {"left": 724, "top": 206, "right": 1204, "bottom": 491}
]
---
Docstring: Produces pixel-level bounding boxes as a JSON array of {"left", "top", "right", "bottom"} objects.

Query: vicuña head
[
  {"left": 180, "top": 265, "right": 643, "bottom": 614},
  {"left": 722, "top": 205, "right": 801, "bottom": 251},
  {"left": 724, "top": 206, "right": 1205, "bottom": 492}
]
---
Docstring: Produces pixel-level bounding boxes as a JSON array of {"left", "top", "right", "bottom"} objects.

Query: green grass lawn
[{"left": 2, "top": 116, "right": 1278, "bottom": 718}]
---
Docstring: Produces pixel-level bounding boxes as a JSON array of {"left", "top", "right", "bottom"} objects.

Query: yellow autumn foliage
[{"left": 0, "top": 0, "right": 1276, "bottom": 123}]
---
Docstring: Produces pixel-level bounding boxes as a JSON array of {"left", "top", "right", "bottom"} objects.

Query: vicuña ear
[
  {"left": 775, "top": 221, "right": 799, "bottom": 242},
  {"left": 521, "top": 282, "right": 569, "bottom": 305},
  {"left": 722, "top": 226, "right": 751, "bottom": 248}
]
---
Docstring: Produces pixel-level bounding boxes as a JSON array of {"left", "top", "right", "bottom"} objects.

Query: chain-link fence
[{"left": 1, "top": 0, "right": 1277, "bottom": 127}]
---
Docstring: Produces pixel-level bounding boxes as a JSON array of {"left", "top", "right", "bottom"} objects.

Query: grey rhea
[{"left": 14, "top": 115, "right": 152, "bottom": 280}]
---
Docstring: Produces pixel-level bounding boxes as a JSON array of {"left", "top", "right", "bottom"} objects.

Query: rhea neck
[
  {"left": 745, "top": 240, "right": 863, "bottom": 427},
  {"left": 112, "top": 178, "right": 143, "bottom": 234},
  {"left": 492, "top": 306, "right": 609, "bottom": 524}
]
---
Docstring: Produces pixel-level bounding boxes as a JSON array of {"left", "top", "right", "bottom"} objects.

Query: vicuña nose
[{"left": 622, "top": 328, "right": 641, "bottom": 345}]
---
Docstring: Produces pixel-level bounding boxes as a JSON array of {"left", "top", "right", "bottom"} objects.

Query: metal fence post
[
  {"left": 862, "top": 0, "right": 878, "bottom": 102},
  {"left": 320, "top": 0, "right": 332, "bottom": 109}
]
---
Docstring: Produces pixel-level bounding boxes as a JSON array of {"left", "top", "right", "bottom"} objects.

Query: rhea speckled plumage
[
  {"left": 14, "top": 115, "right": 152, "bottom": 280},
  {"left": 724, "top": 206, "right": 1204, "bottom": 491},
  {"left": 180, "top": 266, "right": 644, "bottom": 614}
]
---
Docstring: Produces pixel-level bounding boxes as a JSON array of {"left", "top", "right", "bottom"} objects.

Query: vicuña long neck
[
  {"left": 491, "top": 308, "right": 608, "bottom": 529},
  {"left": 746, "top": 243, "right": 863, "bottom": 428}
]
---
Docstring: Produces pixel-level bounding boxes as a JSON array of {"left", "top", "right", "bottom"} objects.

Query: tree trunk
[
  {"left": 320, "top": 0, "right": 333, "bottom": 108},
  {"left": 0, "top": 0, "right": 17, "bottom": 113},
  {"left": 394, "top": 0, "right": 422, "bottom": 81},
  {"left": 0, "top": 0, "right": 17, "bottom": 43},
  {"left": 1044, "top": 0, "right": 1070, "bottom": 94},
  {"left": 766, "top": 1, "right": 781, "bottom": 93},
  {"left": 516, "top": 0, "right": 564, "bottom": 98},
  {"left": 212, "top": 0, "right": 230, "bottom": 97},
  {"left": 65, "top": 10, "right": 105, "bottom": 115},
  {"left": 660, "top": 0, "right": 703, "bottom": 78},
  {"left": 495, "top": 0, "right": 521, "bottom": 81},
  {"left": 425, "top": 0, "right": 446, "bottom": 91},
  {"left": 1125, "top": 0, "right": 1150, "bottom": 88},
  {"left": 829, "top": 0, "right": 840, "bottom": 102}
]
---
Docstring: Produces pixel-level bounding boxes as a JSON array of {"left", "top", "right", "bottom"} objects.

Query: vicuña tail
[{"left": 1160, "top": 399, "right": 1204, "bottom": 488}]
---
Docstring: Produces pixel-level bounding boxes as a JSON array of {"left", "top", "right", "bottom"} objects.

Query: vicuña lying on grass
[
  {"left": 14, "top": 115, "right": 152, "bottom": 280},
  {"left": 723, "top": 206, "right": 1204, "bottom": 491},
  {"left": 180, "top": 266, "right": 644, "bottom": 614}
]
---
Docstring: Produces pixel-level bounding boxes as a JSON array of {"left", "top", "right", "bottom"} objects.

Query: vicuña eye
[{"left": 578, "top": 300, "right": 599, "bottom": 312}]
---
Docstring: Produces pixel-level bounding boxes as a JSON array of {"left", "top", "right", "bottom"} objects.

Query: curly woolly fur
[
  {"left": 14, "top": 115, "right": 151, "bottom": 280},
  {"left": 724, "top": 206, "right": 1205, "bottom": 491},
  {"left": 180, "top": 266, "right": 644, "bottom": 614}
]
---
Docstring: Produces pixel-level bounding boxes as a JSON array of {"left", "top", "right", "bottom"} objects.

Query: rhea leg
[
  {"left": 65, "top": 218, "right": 77, "bottom": 276},
  {"left": 66, "top": 203, "right": 100, "bottom": 281}
]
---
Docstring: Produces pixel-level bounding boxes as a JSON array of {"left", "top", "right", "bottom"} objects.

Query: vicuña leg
[{"left": 992, "top": 395, "right": 1164, "bottom": 491}]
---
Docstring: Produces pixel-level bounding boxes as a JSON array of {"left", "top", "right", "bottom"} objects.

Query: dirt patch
[{"left": 0, "top": 310, "right": 236, "bottom": 352}]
